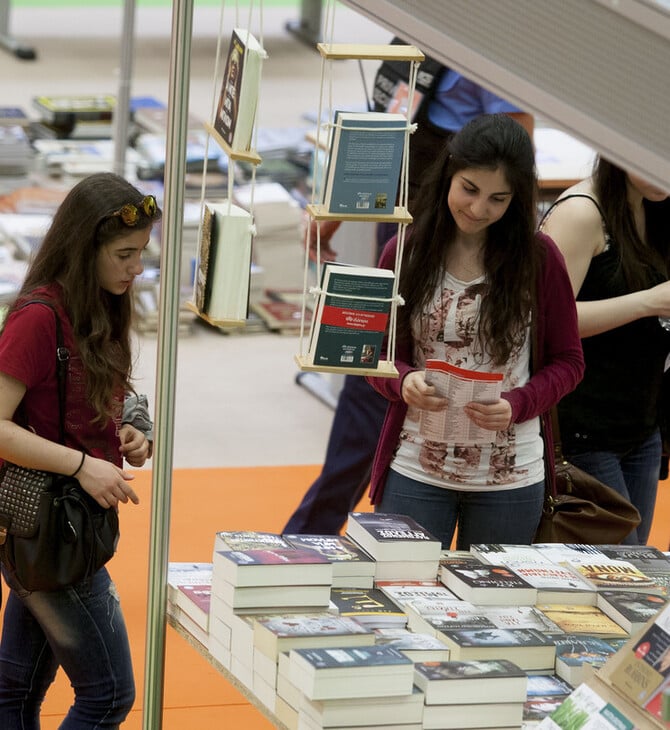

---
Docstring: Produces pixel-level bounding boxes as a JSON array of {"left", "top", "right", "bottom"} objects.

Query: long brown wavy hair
[
  {"left": 11, "top": 172, "right": 162, "bottom": 424},
  {"left": 593, "top": 157, "right": 670, "bottom": 290},
  {"left": 398, "top": 113, "right": 541, "bottom": 366}
]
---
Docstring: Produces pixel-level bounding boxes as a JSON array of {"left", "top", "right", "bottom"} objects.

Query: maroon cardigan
[{"left": 366, "top": 231, "right": 585, "bottom": 504}]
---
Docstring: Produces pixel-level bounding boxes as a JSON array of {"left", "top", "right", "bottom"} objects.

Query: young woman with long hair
[{"left": 367, "top": 113, "right": 584, "bottom": 549}]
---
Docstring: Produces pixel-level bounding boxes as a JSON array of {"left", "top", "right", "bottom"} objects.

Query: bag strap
[{"left": 16, "top": 299, "right": 70, "bottom": 445}]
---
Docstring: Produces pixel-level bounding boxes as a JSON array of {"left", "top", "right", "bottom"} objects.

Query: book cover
[
  {"left": 32, "top": 94, "right": 115, "bottom": 125},
  {"left": 606, "top": 604, "right": 670, "bottom": 709},
  {"left": 539, "top": 681, "right": 637, "bottom": 730},
  {"left": 193, "top": 201, "right": 254, "bottom": 323},
  {"left": 253, "top": 612, "right": 375, "bottom": 659},
  {"left": 167, "top": 562, "right": 213, "bottom": 603},
  {"left": 596, "top": 591, "right": 668, "bottom": 634},
  {"left": 413, "top": 658, "right": 527, "bottom": 705},
  {"left": 175, "top": 583, "right": 211, "bottom": 631},
  {"left": 507, "top": 562, "right": 597, "bottom": 604},
  {"left": 438, "top": 627, "right": 556, "bottom": 671},
  {"left": 470, "top": 543, "right": 555, "bottom": 565},
  {"left": 283, "top": 533, "right": 376, "bottom": 577},
  {"left": 308, "top": 263, "right": 395, "bottom": 370},
  {"left": 554, "top": 633, "right": 619, "bottom": 687},
  {"left": 440, "top": 561, "right": 538, "bottom": 606},
  {"left": 321, "top": 110, "right": 406, "bottom": 215},
  {"left": 214, "top": 28, "right": 265, "bottom": 152},
  {"left": 289, "top": 644, "right": 415, "bottom": 701},
  {"left": 212, "top": 546, "right": 333, "bottom": 587},
  {"left": 566, "top": 560, "right": 657, "bottom": 591},
  {"left": 420, "top": 360, "right": 504, "bottom": 445},
  {"left": 329, "top": 587, "right": 408, "bottom": 629},
  {"left": 527, "top": 673, "right": 574, "bottom": 697},
  {"left": 533, "top": 543, "right": 608, "bottom": 565},
  {"left": 535, "top": 604, "right": 629, "bottom": 638},
  {"left": 345, "top": 512, "right": 442, "bottom": 562},
  {"left": 373, "top": 629, "right": 451, "bottom": 662},
  {"left": 213, "top": 530, "right": 290, "bottom": 553}
]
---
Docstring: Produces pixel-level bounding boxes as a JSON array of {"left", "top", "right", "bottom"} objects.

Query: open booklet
[{"left": 419, "top": 359, "right": 503, "bottom": 445}]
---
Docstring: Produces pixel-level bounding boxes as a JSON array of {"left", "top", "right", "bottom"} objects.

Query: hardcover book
[
  {"left": 214, "top": 28, "right": 265, "bottom": 152},
  {"left": 507, "top": 562, "right": 598, "bottom": 605},
  {"left": 212, "top": 546, "right": 333, "bottom": 587},
  {"left": 373, "top": 629, "right": 451, "bottom": 662},
  {"left": 253, "top": 612, "right": 375, "bottom": 659},
  {"left": 413, "top": 658, "right": 527, "bottom": 705},
  {"left": 604, "top": 603, "right": 670, "bottom": 718},
  {"left": 32, "top": 94, "right": 115, "bottom": 125},
  {"left": 440, "top": 560, "right": 538, "bottom": 606},
  {"left": 563, "top": 559, "right": 657, "bottom": 592},
  {"left": 283, "top": 533, "right": 376, "bottom": 581},
  {"left": 345, "top": 512, "right": 442, "bottom": 562},
  {"left": 213, "top": 530, "right": 290, "bottom": 554},
  {"left": 329, "top": 587, "right": 408, "bottom": 629},
  {"left": 596, "top": 590, "right": 667, "bottom": 634},
  {"left": 421, "top": 700, "right": 525, "bottom": 730},
  {"left": 535, "top": 603, "right": 629, "bottom": 638},
  {"left": 288, "top": 644, "right": 415, "bottom": 701},
  {"left": 193, "top": 201, "right": 254, "bottom": 323},
  {"left": 175, "top": 583, "right": 211, "bottom": 632},
  {"left": 321, "top": 110, "right": 406, "bottom": 215},
  {"left": 212, "top": 578, "right": 332, "bottom": 611},
  {"left": 307, "top": 263, "right": 395, "bottom": 370},
  {"left": 299, "top": 686, "right": 425, "bottom": 728},
  {"left": 436, "top": 627, "right": 556, "bottom": 671},
  {"left": 553, "top": 633, "right": 619, "bottom": 687}
]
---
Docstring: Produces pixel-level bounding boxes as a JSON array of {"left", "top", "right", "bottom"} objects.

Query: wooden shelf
[
  {"left": 295, "top": 354, "right": 399, "bottom": 378},
  {"left": 204, "top": 122, "right": 262, "bottom": 165},
  {"left": 306, "top": 203, "right": 412, "bottom": 224},
  {"left": 185, "top": 301, "right": 246, "bottom": 328},
  {"left": 316, "top": 43, "right": 424, "bottom": 62}
]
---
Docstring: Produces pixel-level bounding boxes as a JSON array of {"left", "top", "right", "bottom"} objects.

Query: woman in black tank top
[{"left": 541, "top": 157, "right": 670, "bottom": 545}]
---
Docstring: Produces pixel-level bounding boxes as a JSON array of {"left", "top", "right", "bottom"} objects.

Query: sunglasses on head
[{"left": 107, "top": 195, "right": 158, "bottom": 227}]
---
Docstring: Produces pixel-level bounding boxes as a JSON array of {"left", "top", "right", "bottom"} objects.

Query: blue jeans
[
  {"left": 566, "top": 429, "right": 662, "bottom": 545},
  {"left": 0, "top": 566, "right": 135, "bottom": 729},
  {"left": 377, "top": 469, "right": 545, "bottom": 549}
]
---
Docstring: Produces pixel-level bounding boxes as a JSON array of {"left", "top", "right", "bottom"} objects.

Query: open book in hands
[{"left": 419, "top": 359, "right": 503, "bottom": 445}]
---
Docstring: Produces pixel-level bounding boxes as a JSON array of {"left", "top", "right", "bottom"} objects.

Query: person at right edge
[
  {"left": 541, "top": 157, "right": 670, "bottom": 545},
  {"left": 283, "top": 58, "right": 534, "bottom": 535},
  {"left": 366, "top": 113, "right": 584, "bottom": 549}
]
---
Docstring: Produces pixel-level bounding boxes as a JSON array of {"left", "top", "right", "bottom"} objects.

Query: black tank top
[{"left": 543, "top": 194, "right": 670, "bottom": 452}]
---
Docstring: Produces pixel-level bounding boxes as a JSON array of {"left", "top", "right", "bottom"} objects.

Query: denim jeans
[
  {"left": 0, "top": 566, "right": 135, "bottom": 729},
  {"left": 565, "top": 428, "right": 662, "bottom": 545},
  {"left": 377, "top": 468, "right": 545, "bottom": 549}
]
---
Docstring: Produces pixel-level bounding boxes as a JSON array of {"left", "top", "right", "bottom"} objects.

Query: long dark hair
[
  {"left": 14, "top": 172, "right": 162, "bottom": 423},
  {"left": 399, "top": 113, "right": 540, "bottom": 366},
  {"left": 593, "top": 157, "right": 670, "bottom": 290}
]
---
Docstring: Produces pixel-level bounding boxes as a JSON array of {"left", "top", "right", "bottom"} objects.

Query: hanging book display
[{"left": 295, "top": 41, "right": 424, "bottom": 377}]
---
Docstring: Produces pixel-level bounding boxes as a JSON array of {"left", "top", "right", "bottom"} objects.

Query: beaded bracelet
[{"left": 70, "top": 452, "right": 86, "bottom": 478}]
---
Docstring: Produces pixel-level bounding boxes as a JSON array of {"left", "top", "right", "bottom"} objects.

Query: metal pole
[
  {"left": 113, "top": 0, "right": 136, "bottom": 176},
  {"left": 142, "top": 0, "right": 194, "bottom": 727}
]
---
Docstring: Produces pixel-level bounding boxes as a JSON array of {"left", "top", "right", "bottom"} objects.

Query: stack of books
[
  {"left": 210, "top": 531, "right": 333, "bottom": 692},
  {"left": 283, "top": 533, "right": 376, "bottom": 588},
  {"left": 166, "top": 562, "right": 213, "bottom": 649},
  {"left": 345, "top": 512, "right": 442, "bottom": 582},
  {"left": 413, "top": 659, "right": 528, "bottom": 730}
]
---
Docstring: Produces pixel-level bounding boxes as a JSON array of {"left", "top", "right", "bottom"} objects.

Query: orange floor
[{"left": 2, "top": 465, "right": 669, "bottom": 729}]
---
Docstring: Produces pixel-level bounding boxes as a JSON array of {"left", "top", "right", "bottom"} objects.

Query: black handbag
[{"left": 0, "top": 300, "right": 119, "bottom": 591}]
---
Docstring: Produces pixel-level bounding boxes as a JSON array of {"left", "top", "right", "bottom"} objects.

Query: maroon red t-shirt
[{"left": 0, "top": 285, "right": 123, "bottom": 466}]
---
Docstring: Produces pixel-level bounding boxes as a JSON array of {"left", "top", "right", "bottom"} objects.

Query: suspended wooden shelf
[
  {"left": 317, "top": 43, "right": 424, "bottom": 62},
  {"left": 306, "top": 203, "right": 412, "bottom": 224},
  {"left": 204, "top": 122, "right": 262, "bottom": 165},
  {"left": 184, "top": 301, "right": 246, "bottom": 328},
  {"left": 294, "top": 354, "right": 398, "bottom": 378}
]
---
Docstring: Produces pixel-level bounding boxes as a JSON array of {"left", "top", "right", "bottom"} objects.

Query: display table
[{"left": 167, "top": 613, "right": 291, "bottom": 730}]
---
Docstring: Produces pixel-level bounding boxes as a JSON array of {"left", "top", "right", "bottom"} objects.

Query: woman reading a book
[
  {"left": 367, "top": 113, "right": 584, "bottom": 549},
  {"left": 540, "top": 158, "right": 670, "bottom": 545},
  {"left": 0, "top": 172, "right": 158, "bottom": 727}
]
